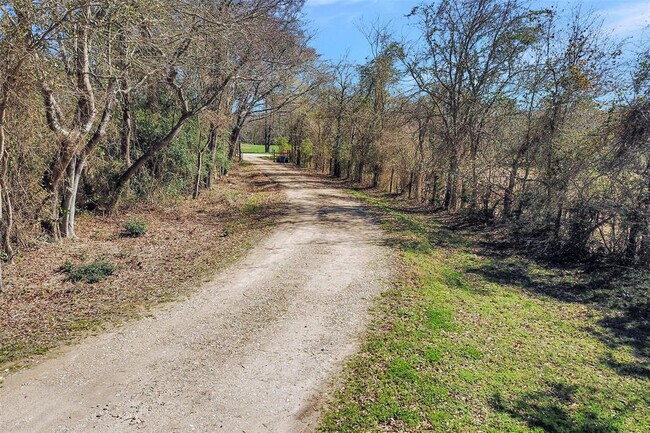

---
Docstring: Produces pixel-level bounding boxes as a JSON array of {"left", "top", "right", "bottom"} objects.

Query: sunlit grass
[
  {"left": 240, "top": 143, "right": 279, "bottom": 154},
  {"left": 319, "top": 191, "right": 649, "bottom": 433}
]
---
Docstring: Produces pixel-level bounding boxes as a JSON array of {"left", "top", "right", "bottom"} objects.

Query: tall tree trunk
[
  {"left": 625, "top": 222, "right": 641, "bottom": 263},
  {"left": 120, "top": 91, "right": 132, "bottom": 166},
  {"left": 469, "top": 135, "right": 479, "bottom": 211},
  {"left": 193, "top": 148, "right": 204, "bottom": 199},
  {"left": 206, "top": 122, "right": 218, "bottom": 188},
  {"left": 0, "top": 139, "right": 12, "bottom": 288},
  {"left": 431, "top": 174, "right": 439, "bottom": 208},
  {"left": 60, "top": 156, "right": 85, "bottom": 238},
  {"left": 333, "top": 114, "right": 343, "bottom": 178},
  {"left": 41, "top": 191, "right": 62, "bottom": 241},
  {"left": 264, "top": 124, "right": 271, "bottom": 153},
  {"left": 0, "top": 103, "right": 14, "bottom": 263},
  {"left": 229, "top": 123, "right": 242, "bottom": 161},
  {"left": 372, "top": 164, "right": 381, "bottom": 188},
  {"left": 505, "top": 88, "right": 538, "bottom": 220},
  {"left": 503, "top": 166, "right": 517, "bottom": 220},
  {"left": 61, "top": 91, "right": 115, "bottom": 233},
  {"left": 333, "top": 144, "right": 342, "bottom": 177},
  {"left": 444, "top": 146, "right": 460, "bottom": 211},
  {"left": 543, "top": 101, "right": 562, "bottom": 229},
  {"left": 626, "top": 162, "right": 650, "bottom": 263},
  {"left": 640, "top": 164, "right": 650, "bottom": 263},
  {"left": 39, "top": 11, "right": 111, "bottom": 238},
  {"left": 504, "top": 141, "right": 529, "bottom": 220},
  {"left": 41, "top": 137, "right": 79, "bottom": 241}
]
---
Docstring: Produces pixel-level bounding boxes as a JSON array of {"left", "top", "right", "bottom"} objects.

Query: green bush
[
  {"left": 274, "top": 136, "right": 291, "bottom": 154},
  {"left": 123, "top": 216, "right": 147, "bottom": 237},
  {"left": 63, "top": 259, "right": 117, "bottom": 283}
]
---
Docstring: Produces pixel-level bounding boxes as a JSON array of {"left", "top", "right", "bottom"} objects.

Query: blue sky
[{"left": 303, "top": 0, "right": 650, "bottom": 63}]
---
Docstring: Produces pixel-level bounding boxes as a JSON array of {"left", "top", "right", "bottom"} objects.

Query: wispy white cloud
[{"left": 599, "top": 2, "right": 650, "bottom": 35}]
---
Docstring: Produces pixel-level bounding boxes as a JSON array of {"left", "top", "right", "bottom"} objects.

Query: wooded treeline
[
  {"left": 2, "top": 0, "right": 649, "bottom": 268},
  {"left": 0, "top": 0, "right": 316, "bottom": 259},
  {"left": 278, "top": 0, "right": 649, "bottom": 265}
]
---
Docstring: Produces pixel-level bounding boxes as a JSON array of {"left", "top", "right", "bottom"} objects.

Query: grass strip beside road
[{"left": 319, "top": 190, "right": 649, "bottom": 433}]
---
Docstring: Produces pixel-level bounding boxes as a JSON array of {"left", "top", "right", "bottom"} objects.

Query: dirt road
[{"left": 0, "top": 155, "right": 391, "bottom": 432}]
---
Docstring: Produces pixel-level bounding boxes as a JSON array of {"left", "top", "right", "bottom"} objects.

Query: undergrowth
[{"left": 0, "top": 163, "right": 285, "bottom": 368}]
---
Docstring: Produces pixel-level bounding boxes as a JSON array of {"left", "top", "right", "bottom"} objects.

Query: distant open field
[{"left": 241, "top": 143, "right": 279, "bottom": 154}]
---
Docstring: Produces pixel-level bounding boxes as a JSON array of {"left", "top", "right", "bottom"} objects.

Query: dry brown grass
[{"left": 0, "top": 163, "right": 285, "bottom": 369}]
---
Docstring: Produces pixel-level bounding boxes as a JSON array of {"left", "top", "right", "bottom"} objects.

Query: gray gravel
[{"left": 0, "top": 154, "right": 392, "bottom": 433}]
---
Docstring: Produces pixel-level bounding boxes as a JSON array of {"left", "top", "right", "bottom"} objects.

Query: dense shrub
[
  {"left": 62, "top": 259, "right": 117, "bottom": 283},
  {"left": 123, "top": 217, "right": 147, "bottom": 237}
]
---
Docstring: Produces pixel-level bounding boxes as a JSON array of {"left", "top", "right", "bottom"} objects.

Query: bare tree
[{"left": 401, "top": 0, "right": 542, "bottom": 210}]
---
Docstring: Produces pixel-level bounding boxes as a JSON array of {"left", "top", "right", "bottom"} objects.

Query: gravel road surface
[{"left": 0, "top": 154, "right": 391, "bottom": 432}]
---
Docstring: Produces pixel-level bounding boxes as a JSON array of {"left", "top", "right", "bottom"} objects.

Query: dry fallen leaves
[{"left": 0, "top": 165, "right": 286, "bottom": 369}]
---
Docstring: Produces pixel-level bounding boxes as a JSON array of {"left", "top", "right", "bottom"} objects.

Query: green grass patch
[
  {"left": 319, "top": 191, "right": 649, "bottom": 433},
  {"left": 62, "top": 259, "right": 117, "bottom": 283},
  {"left": 240, "top": 143, "right": 279, "bottom": 154},
  {"left": 123, "top": 216, "right": 147, "bottom": 237}
]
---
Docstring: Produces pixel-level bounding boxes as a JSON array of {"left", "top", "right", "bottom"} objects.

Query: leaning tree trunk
[
  {"left": 228, "top": 128, "right": 238, "bottom": 161},
  {"left": 228, "top": 109, "right": 249, "bottom": 163},
  {"left": 228, "top": 123, "right": 242, "bottom": 162},
  {"left": 109, "top": 113, "right": 192, "bottom": 213}
]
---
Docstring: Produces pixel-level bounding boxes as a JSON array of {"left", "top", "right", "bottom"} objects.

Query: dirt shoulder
[{"left": 0, "top": 162, "right": 285, "bottom": 369}]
